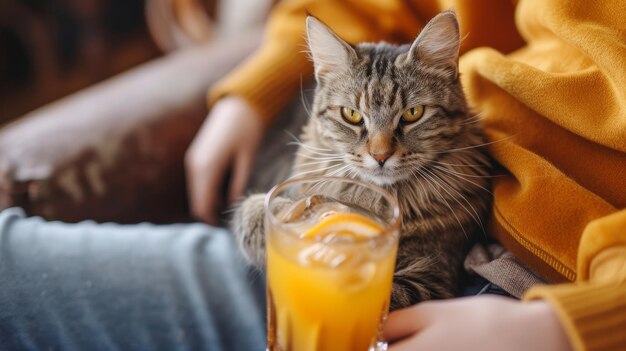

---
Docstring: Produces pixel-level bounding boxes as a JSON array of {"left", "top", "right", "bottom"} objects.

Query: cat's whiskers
[
  {"left": 459, "top": 113, "right": 485, "bottom": 126},
  {"left": 289, "top": 163, "right": 345, "bottom": 179},
  {"left": 285, "top": 131, "right": 333, "bottom": 152},
  {"left": 296, "top": 153, "right": 343, "bottom": 161},
  {"left": 288, "top": 143, "right": 338, "bottom": 156},
  {"left": 430, "top": 165, "right": 493, "bottom": 194},
  {"left": 346, "top": 165, "right": 360, "bottom": 179},
  {"left": 430, "top": 161, "right": 491, "bottom": 173},
  {"left": 306, "top": 164, "right": 352, "bottom": 193},
  {"left": 404, "top": 154, "right": 488, "bottom": 169},
  {"left": 293, "top": 159, "right": 343, "bottom": 170},
  {"left": 428, "top": 163, "right": 494, "bottom": 179},
  {"left": 309, "top": 163, "right": 364, "bottom": 193},
  {"left": 324, "top": 164, "right": 351, "bottom": 177},
  {"left": 405, "top": 159, "right": 492, "bottom": 178},
  {"left": 299, "top": 75, "right": 314, "bottom": 119},
  {"left": 433, "top": 135, "right": 515, "bottom": 154},
  {"left": 415, "top": 167, "right": 469, "bottom": 239},
  {"left": 307, "top": 179, "right": 331, "bottom": 194},
  {"left": 301, "top": 150, "right": 341, "bottom": 158},
  {"left": 423, "top": 167, "right": 486, "bottom": 235},
  {"left": 409, "top": 168, "right": 434, "bottom": 207}
]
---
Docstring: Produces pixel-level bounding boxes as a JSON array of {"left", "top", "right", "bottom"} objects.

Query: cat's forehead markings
[
  {"left": 361, "top": 90, "right": 370, "bottom": 112},
  {"left": 330, "top": 96, "right": 359, "bottom": 110},
  {"left": 354, "top": 92, "right": 362, "bottom": 110}
]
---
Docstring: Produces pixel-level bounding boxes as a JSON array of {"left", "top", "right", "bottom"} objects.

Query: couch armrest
[{"left": 0, "top": 31, "right": 260, "bottom": 223}]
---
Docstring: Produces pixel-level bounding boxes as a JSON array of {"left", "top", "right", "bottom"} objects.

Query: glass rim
[{"left": 264, "top": 176, "right": 402, "bottom": 243}]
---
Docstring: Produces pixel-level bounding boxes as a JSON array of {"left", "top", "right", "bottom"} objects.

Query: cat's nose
[{"left": 371, "top": 152, "right": 393, "bottom": 167}]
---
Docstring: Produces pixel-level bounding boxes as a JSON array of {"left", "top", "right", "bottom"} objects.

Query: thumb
[
  {"left": 383, "top": 304, "right": 430, "bottom": 343},
  {"left": 228, "top": 149, "right": 255, "bottom": 206}
]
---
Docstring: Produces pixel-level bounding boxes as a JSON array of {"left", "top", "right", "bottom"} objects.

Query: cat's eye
[
  {"left": 401, "top": 105, "right": 425, "bottom": 123},
  {"left": 340, "top": 107, "right": 363, "bottom": 125}
]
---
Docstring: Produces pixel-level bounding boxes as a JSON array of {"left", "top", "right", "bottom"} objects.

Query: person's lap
[{"left": 0, "top": 208, "right": 266, "bottom": 351}]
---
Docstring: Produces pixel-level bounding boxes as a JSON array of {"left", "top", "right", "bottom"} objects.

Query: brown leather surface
[{"left": 0, "top": 31, "right": 261, "bottom": 223}]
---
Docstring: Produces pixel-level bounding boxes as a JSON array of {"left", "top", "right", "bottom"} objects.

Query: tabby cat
[{"left": 232, "top": 10, "right": 491, "bottom": 310}]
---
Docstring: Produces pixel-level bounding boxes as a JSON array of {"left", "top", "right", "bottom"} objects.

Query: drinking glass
[{"left": 265, "top": 176, "right": 401, "bottom": 351}]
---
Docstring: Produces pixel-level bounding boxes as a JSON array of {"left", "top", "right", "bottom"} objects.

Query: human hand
[
  {"left": 383, "top": 296, "right": 572, "bottom": 351},
  {"left": 185, "top": 96, "right": 264, "bottom": 225}
]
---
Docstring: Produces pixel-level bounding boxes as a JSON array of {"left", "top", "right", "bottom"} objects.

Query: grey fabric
[
  {"left": 464, "top": 243, "right": 546, "bottom": 299},
  {"left": 0, "top": 207, "right": 266, "bottom": 351}
]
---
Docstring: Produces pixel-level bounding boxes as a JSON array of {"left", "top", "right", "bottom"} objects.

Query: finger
[
  {"left": 227, "top": 149, "right": 255, "bottom": 205},
  {"left": 185, "top": 153, "right": 204, "bottom": 218},
  {"left": 382, "top": 304, "right": 430, "bottom": 342},
  {"left": 186, "top": 155, "right": 226, "bottom": 225},
  {"left": 388, "top": 331, "right": 440, "bottom": 351},
  {"left": 388, "top": 335, "right": 423, "bottom": 351},
  {"left": 198, "top": 170, "right": 223, "bottom": 225},
  {"left": 189, "top": 169, "right": 219, "bottom": 224}
]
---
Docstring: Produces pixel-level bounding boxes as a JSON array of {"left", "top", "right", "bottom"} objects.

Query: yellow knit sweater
[{"left": 209, "top": 0, "right": 626, "bottom": 349}]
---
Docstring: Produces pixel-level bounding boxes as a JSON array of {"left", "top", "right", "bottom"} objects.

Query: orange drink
[{"left": 265, "top": 177, "right": 400, "bottom": 351}]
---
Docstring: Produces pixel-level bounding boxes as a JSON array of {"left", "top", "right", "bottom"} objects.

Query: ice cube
[
  {"left": 312, "top": 202, "right": 351, "bottom": 222},
  {"left": 278, "top": 198, "right": 308, "bottom": 223},
  {"left": 318, "top": 210, "right": 338, "bottom": 222},
  {"left": 322, "top": 233, "right": 355, "bottom": 245},
  {"left": 298, "top": 243, "right": 349, "bottom": 268},
  {"left": 339, "top": 262, "right": 377, "bottom": 293}
]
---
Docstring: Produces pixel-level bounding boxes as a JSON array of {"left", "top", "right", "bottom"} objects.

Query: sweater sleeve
[
  {"left": 207, "top": 0, "right": 315, "bottom": 124},
  {"left": 207, "top": 0, "right": 438, "bottom": 124},
  {"left": 525, "top": 210, "right": 626, "bottom": 351}
]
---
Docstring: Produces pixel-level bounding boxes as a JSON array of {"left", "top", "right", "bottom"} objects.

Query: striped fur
[{"left": 232, "top": 10, "right": 492, "bottom": 310}]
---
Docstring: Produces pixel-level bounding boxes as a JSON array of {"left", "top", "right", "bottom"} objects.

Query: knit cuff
[{"left": 525, "top": 280, "right": 626, "bottom": 351}]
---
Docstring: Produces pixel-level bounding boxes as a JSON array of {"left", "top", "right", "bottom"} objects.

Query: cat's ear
[
  {"left": 306, "top": 16, "right": 357, "bottom": 80},
  {"left": 406, "top": 10, "right": 460, "bottom": 76}
]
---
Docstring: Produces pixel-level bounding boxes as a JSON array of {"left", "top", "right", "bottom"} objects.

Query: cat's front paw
[
  {"left": 390, "top": 279, "right": 430, "bottom": 311},
  {"left": 231, "top": 193, "right": 267, "bottom": 267},
  {"left": 390, "top": 258, "right": 456, "bottom": 310}
]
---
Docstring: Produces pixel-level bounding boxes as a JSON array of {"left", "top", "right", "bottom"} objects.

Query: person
[
  {"left": 185, "top": 0, "right": 626, "bottom": 350},
  {"left": 1, "top": 0, "right": 624, "bottom": 350}
]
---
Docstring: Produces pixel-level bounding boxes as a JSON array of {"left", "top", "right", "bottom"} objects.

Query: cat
[{"left": 231, "top": 10, "right": 491, "bottom": 310}]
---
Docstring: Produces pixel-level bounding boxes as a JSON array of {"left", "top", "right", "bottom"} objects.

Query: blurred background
[
  {"left": 0, "top": 0, "right": 273, "bottom": 223},
  {"left": 0, "top": 0, "right": 163, "bottom": 125},
  {"left": 0, "top": 0, "right": 278, "bottom": 125}
]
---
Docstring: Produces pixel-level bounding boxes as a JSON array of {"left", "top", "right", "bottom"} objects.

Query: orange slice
[{"left": 302, "top": 212, "right": 384, "bottom": 239}]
